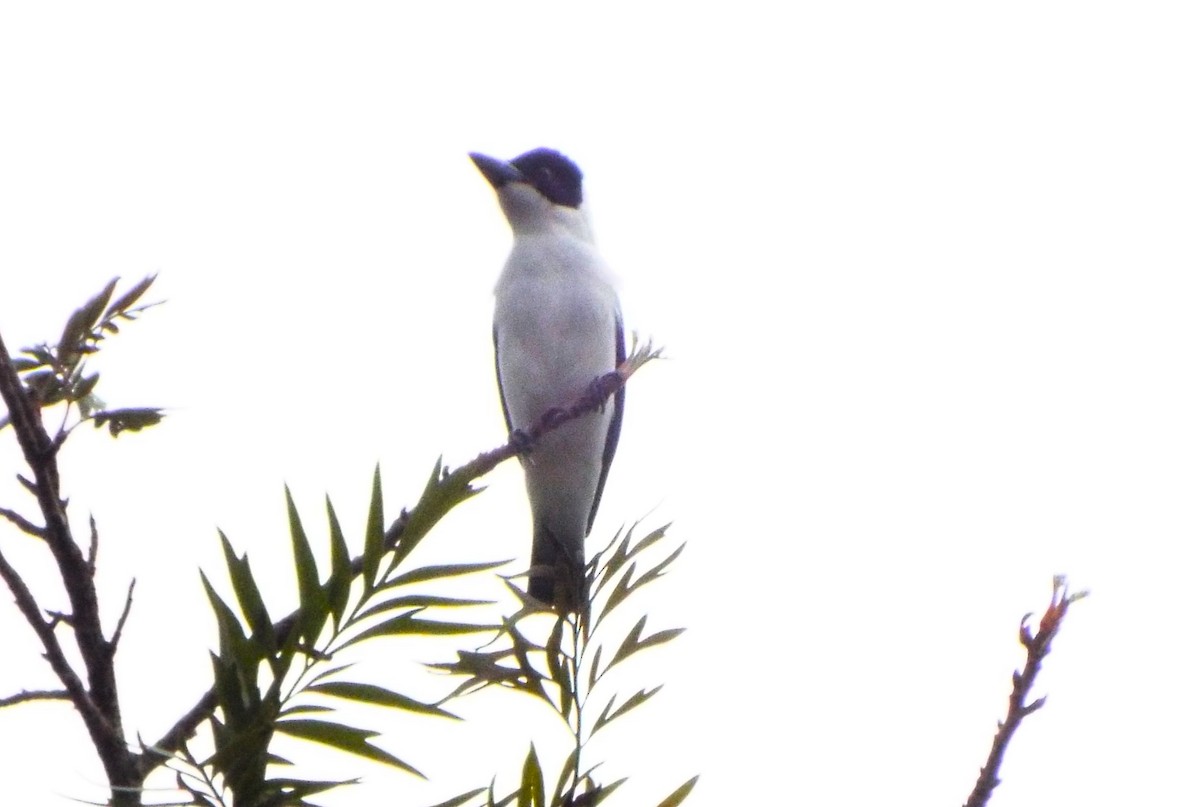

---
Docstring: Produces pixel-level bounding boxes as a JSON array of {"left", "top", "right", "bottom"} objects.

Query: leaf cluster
[
  {"left": 2, "top": 275, "right": 163, "bottom": 437},
  {"left": 430, "top": 523, "right": 694, "bottom": 807},
  {"left": 172, "top": 466, "right": 507, "bottom": 806}
]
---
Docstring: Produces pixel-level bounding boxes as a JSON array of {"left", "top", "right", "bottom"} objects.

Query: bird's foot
[
  {"left": 509, "top": 428, "right": 534, "bottom": 454},
  {"left": 540, "top": 406, "right": 571, "bottom": 430},
  {"left": 586, "top": 371, "right": 622, "bottom": 413}
]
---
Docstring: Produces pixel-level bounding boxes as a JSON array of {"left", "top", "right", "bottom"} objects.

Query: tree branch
[
  {"left": 0, "top": 330, "right": 140, "bottom": 803},
  {"left": 0, "top": 505, "right": 44, "bottom": 539},
  {"left": 139, "top": 342, "right": 661, "bottom": 776},
  {"left": 964, "top": 576, "right": 1087, "bottom": 807},
  {"left": 0, "top": 688, "right": 71, "bottom": 708}
]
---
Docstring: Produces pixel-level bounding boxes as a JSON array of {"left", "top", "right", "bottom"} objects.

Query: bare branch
[
  {"left": 87, "top": 513, "right": 99, "bottom": 572},
  {"left": 964, "top": 576, "right": 1088, "bottom": 807},
  {"left": 0, "top": 688, "right": 71, "bottom": 708},
  {"left": 110, "top": 578, "right": 137, "bottom": 654},
  {"left": 0, "top": 505, "right": 44, "bottom": 539},
  {"left": 0, "top": 545, "right": 97, "bottom": 720}
]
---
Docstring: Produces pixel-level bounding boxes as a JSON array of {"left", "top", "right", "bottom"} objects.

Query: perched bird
[{"left": 470, "top": 147, "right": 625, "bottom": 613}]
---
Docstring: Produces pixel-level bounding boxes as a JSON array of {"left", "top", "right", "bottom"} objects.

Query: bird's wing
[
  {"left": 493, "top": 325, "right": 515, "bottom": 436},
  {"left": 587, "top": 310, "right": 625, "bottom": 532}
]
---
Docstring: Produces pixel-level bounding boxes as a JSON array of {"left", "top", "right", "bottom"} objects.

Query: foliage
[
  {"left": 0, "top": 277, "right": 691, "bottom": 807},
  {"left": 0, "top": 275, "right": 163, "bottom": 437},
  {"left": 428, "top": 522, "right": 693, "bottom": 807}
]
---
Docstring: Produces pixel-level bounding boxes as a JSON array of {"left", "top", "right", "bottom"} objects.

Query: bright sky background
[{"left": 2, "top": 3, "right": 1198, "bottom": 806}]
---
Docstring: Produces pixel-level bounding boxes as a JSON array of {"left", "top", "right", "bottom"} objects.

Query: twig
[
  {"left": 964, "top": 576, "right": 1087, "bottom": 807},
  {"left": 87, "top": 513, "right": 99, "bottom": 572},
  {"left": 110, "top": 579, "right": 137, "bottom": 655},
  {"left": 0, "top": 506, "right": 45, "bottom": 539},
  {"left": 0, "top": 688, "right": 71, "bottom": 708},
  {"left": 0, "top": 546, "right": 102, "bottom": 724}
]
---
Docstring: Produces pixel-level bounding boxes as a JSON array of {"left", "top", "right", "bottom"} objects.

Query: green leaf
[
  {"left": 286, "top": 487, "right": 328, "bottom": 645},
  {"left": 259, "top": 776, "right": 356, "bottom": 802},
  {"left": 60, "top": 277, "right": 118, "bottom": 363},
  {"left": 551, "top": 746, "right": 581, "bottom": 806},
  {"left": 91, "top": 407, "right": 164, "bottom": 436},
  {"left": 308, "top": 662, "right": 355, "bottom": 686},
  {"left": 591, "top": 686, "right": 662, "bottom": 735},
  {"left": 626, "top": 543, "right": 686, "bottom": 599},
  {"left": 104, "top": 274, "right": 157, "bottom": 319},
  {"left": 277, "top": 704, "right": 336, "bottom": 718},
  {"left": 200, "top": 570, "right": 256, "bottom": 675},
  {"left": 355, "top": 593, "right": 494, "bottom": 622},
  {"left": 546, "top": 615, "right": 572, "bottom": 720},
  {"left": 627, "top": 523, "right": 672, "bottom": 562},
  {"left": 326, "top": 496, "right": 352, "bottom": 626},
  {"left": 587, "top": 645, "right": 604, "bottom": 690},
  {"left": 72, "top": 372, "right": 100, "bottom": 400},
  {"left": 340, "top": 612, "right": 495, "bottom": 649},
  {"left": 361, "top": 465, "right": 385, "bottom": 590},
  {"left": 594, "top": 565, "right": 637, "bottom": 628},
  {"left": 608, "top": 616, "right": 684, "bottom": 670},
  {"left": 380, "top": 560, "right": 510, "bottom": 590},
  {"left": 308, "top": 681, "right": 459, "bottom": 719},
  {"left": 389, "top": 457, "right": 485, "bottom": 573},
  {"left": 517, "top": 744, "right": 544, "bottom": 807},
  {"left": 424, "top": 787, "right": 489, "bottom": 807},
  {"left": 580, "top": 777, "right": 627, "bottom": 806},
  {"left": 275, "top": 719, "right": 423, "bottom": 778},
  {"left": 10, "top": 356, "right": 44, "bottom": 372},
  {"left": 591, "top": 526, "right": 635, "bottom": 593},
  {"left": 219, "top": 531, "right": 277, "bottom": 657},
  {"left": 655, "top": 776, "right": 699, "bottom": 807}
]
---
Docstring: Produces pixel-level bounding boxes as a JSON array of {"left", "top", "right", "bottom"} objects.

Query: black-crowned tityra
[{"left": 470, "top": 147, "right": 624, "bottom": 613}]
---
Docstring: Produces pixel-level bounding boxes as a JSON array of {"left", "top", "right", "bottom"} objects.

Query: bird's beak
[{"left": 470, "top": 152, "right": 524, "bottom": 189}]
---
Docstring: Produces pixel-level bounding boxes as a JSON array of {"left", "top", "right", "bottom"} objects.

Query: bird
[{"left": 470, "top": 147, "right": 625, "bottom": 614}]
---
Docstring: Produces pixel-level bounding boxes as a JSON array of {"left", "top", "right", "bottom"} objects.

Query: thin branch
[
  {"left": 964, "top": 576, "right": 1088, "bottom": 807},
  {"left": 0, "top": 688, "right": 71, "bottom": 708},
  {"left": 87, "top": 513, "right": 99, "bottom": 572},
  {"left": 0, "top": 545, "right": 100, "bottom": 722},
  {"left": 110, "top": 578, "right": 137, "bottom": 654},
  {"left": 141, "top": 344, "right": 660, "bottom": 775},
  {"left": 0, "top": 505, "right": 44, "bottom": 539}
]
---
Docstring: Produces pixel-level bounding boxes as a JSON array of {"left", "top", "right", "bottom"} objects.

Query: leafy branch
[
  {"left": 429, "top": 521, "right": 696, "bottom": 807},
  {"left": 1, "top": 277, "right": 665, "bottom": 806}
]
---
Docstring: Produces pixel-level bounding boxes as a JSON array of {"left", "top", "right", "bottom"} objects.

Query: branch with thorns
[{"left": 964, "top": 576, "right": 1088, "bottom": 807}]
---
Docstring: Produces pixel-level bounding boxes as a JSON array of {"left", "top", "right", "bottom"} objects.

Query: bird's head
[{"left": 470, "top": 148, "right": 591, "bottom": 238}]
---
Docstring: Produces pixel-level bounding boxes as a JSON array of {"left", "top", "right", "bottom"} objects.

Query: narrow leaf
[
  {"left": 341, "top": 613, "right": 495, "bottom": 649},
  {"left": 275, "top": 719, "right": 423, "bottom": 777},
  {"left": 361, "top": 465, "right": 385, "bottom": 590},
  {"left": 286, "top": 487, "right": 327, "bottom": 645},
  {"left": 424, "top": 787, "right": 489, "bottom": 807},
  {"left": 517, "top": 744, "right": 544, "bottom": 807},
  {"left": 91, "top": 407, "right": 164, "bottom": 436},
  {"left": 104, "top": 274, "right": 157, "bottom": 318},
  {"left": 655, "top": 776, "right": 699, "bottom": 807},
  {"left": 326, "top": 496, "right": 352, "bottom": 625},
  {"left": 389, "top": 457, "right": 484, "bottom": 573},
  {"left": 309, "top": 681, "right": 459, "bottom": 719},
  {"left": 355, "top": 594, "right": 494, "bottom": 622},
  {"left": 219, "top": 531, "right": 276, "bottom": 656},
  {"left": 381, "top": 560, "right": 510, "bottom": 590},
  {"left": 591, "top": 686, "right": 663, "bottom": 735}
]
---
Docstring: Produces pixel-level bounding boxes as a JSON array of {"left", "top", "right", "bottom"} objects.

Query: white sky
[{"left": 1, "top": 3, "right": 1198, "bottom": 805}]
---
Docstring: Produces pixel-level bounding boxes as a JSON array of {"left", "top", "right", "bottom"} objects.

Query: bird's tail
[{"left": 529, "top": 522, "right": 587, "bottom": 615}]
